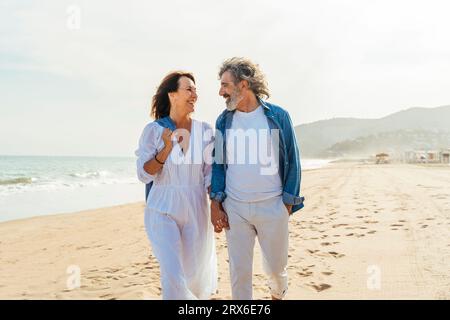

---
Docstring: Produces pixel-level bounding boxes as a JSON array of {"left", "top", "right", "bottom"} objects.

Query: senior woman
[{"left": 136, "top": 71, "right": 217, "bottom": 300}]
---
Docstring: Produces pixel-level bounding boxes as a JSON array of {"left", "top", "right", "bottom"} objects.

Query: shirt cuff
[
  {"left": 137, "top": 162, "right": 157, "bottom": 184},
  {"left": 282, "top": 191, "right": 304, "bottom": 206},
  {"left": 209, "top": 191, "right": 227, "bottom": 203}
]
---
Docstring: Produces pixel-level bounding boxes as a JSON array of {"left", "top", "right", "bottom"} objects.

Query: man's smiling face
[{"left": 219, "top": 71, "right": 243, "bottom": 111}]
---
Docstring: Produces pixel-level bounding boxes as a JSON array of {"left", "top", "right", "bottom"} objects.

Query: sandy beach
[{"left": 0, "top": 162, "right": 449, "bottom": 300}]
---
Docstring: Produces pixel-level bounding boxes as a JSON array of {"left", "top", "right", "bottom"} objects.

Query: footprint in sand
[
  {"left": 307, "top": 283, "right": 332, "bottom": 292},
  {"left": 76, "top": 246, "right": 91, "bottom": 250},
  {"left": 367, "top": 230, "right": 377, "bottom": 234},
  {"left": 321, "top": 271, "right": 333, "bottom": 276},
  {"left": 421, "top": 225, "right": 428, "bottom": 228},
  {"left": 321, "top": 242, "right": 332, "bottom": 246},
  {"left": 99, "top": 293, "right": 116, "bottom": 299},
  {"left": 328, "top": 251, "right": 345, "bottom": 258},
  {"left": 332, "top": 224, "right": 348, "bottom": 228},
  {"left": 391, "top": 224, "right": 403, "bottom": 227}
]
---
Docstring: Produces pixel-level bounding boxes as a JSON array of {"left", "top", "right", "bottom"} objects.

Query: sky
[{"left": 1, "top": 0, "right": 450, "bottom": 157}]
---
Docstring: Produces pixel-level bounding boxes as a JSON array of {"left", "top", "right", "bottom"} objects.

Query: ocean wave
[
  {"left": 0, "top": 175, "right": 138, "bottom": 196},
  {"left": 68, "top": 171, "right": 111, "bottom": 179},
  {"left": 0, "top": 177, "right": 34, "bottom": 185},
  {"left": 302, "top": 159, "right": 334, "bottom": 170}
]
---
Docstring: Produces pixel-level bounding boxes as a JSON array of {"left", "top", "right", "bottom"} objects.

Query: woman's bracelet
[{"left": 155, "top": 153, "right": 165, "bottom": 165}]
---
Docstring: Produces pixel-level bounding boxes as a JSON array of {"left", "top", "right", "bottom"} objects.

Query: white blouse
[{"left": 135, "top": 119, "right": 214, "bottom": 215}]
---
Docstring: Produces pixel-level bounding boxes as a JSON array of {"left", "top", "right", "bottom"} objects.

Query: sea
[{"left": 0, "top": 155, "right": 332, "bottom": 222}]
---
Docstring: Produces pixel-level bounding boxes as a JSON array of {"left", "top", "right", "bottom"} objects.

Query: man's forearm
[{"left": 211, "top": 199, "right": 223, "bottom": 210}]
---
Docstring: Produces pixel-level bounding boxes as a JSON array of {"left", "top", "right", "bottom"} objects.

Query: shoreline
[
  {"left": 0, "top": 183, "right": 144, "bottom": 224},
  {"left": 0, "top": 159, "right": 333, "bottom": 224},
  {"left": 0, "top": 201, "right": 144, "bottom": 226}
]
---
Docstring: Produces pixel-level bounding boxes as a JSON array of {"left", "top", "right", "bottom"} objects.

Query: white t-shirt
[{"left": 225, "top": 106, "right": 282, "bottom": 202}]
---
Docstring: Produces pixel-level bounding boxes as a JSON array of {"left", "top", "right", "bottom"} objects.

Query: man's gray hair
[{"left": 219, "top": 57, "right": 270, "bottom": 99}]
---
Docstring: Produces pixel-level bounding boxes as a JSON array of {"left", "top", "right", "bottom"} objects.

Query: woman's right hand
[{"left": 162, "top": 128, "right": 173, "bottom": 149}]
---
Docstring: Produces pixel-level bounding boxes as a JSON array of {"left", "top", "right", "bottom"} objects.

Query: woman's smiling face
[{"left": 171, "top": 76, "right": 198, "bottom": 114}]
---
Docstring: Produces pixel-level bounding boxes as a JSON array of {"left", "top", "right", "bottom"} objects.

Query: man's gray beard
[
  {"left": 226, "top": 100, "right": 237, "bottom": 111},
  {"left": 225, "top": 91, "right": 243, "bottom": 111}
]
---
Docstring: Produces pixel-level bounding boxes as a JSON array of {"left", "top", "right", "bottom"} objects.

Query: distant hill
[{"left": 295, "top": 105, "right": 450, "bottom": 158}]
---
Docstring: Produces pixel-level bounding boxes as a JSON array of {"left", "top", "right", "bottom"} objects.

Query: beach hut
[
  {"left": 426, "top": 150, "right": 440, "bottom": 163},
  {"left": 375, "top": 153, "right": 389, "bottom": 164},
  {"left": 440, "top": 149, "right": 450, "bottom": 164}
]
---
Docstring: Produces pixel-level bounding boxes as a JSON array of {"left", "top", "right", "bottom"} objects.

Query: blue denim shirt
[{"left": 210, "top": 99, "right": 305, "bottom": 213}]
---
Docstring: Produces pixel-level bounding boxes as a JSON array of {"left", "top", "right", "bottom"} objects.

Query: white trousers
[
  {"left": 223, "top": 195, "right": 289, "bottom": 300},
  {"left": 144, "top": 207, "right": 217, "bottom": 300}
]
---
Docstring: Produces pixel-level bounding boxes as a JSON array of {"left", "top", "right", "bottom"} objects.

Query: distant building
[
  {"left": 404, "top": 149, "right": 450, "bottom": 164},
  {"left": 441, "top": 149, "right": 450, "bottom": 164},
  {"left": 426, "top": 150, "right": 440, "bottom": 163},
  {"left": 375, "top": 153, "right": 389, "bottom": 164}
]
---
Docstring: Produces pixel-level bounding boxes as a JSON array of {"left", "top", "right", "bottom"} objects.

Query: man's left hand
[{"left": 285, "top": 204, "right": 293, "bottom": 215}]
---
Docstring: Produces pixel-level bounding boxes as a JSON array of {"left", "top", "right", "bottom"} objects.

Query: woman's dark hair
[{"left": 151, "top": 71, "right": 195, "bottom": 119}]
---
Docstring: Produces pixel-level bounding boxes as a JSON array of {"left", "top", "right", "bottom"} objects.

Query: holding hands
[{"left": 210, "top": 201, "right": 230, "bottom": 233}]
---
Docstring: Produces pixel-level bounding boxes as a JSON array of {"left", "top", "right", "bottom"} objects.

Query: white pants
[
  {"left": 144, "top": 207, "right": 217, "bottom": 300},
  {"left": 223, "top": 195, "right": 289, "bottom": 300}
]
